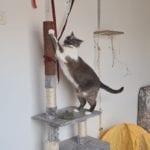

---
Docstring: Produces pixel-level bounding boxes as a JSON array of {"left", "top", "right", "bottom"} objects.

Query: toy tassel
[
  {"left": 58, "top": 0, "right": 75, "bottom": 41},
  {"left": 51, "top": 0, "right": 57, "bottom": 37},
  {"left": 32, "top": 0, "right": 37, "bottom": 8}
]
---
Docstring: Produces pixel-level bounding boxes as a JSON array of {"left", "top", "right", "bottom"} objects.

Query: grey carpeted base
[{"left": 60, "top": 136, "right": 110, "bottom": 150}]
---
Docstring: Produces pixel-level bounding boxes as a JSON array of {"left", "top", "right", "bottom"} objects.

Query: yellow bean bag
[{"left": 100, "top": 123, "right": 150, "bottom": 150}]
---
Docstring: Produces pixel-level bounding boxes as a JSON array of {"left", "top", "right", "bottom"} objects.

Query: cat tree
[
  {"left": 32, "top": 20, "right": 110, "bottom": 150},
  {"left": 32, "top": 0, "right": 110, "bottom": 149}
]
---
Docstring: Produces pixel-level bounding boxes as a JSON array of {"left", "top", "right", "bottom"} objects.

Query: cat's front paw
[
  {"left": 73, "top": 108, "right": 80, "bottom": 113},
  {"left": 85, "top": 111, "right": 92, "bottom": 115},
  {"left": 48, "top": 29, "right": 55, "bottom": 35}
]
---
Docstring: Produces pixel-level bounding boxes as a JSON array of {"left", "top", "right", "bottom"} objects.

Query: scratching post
[
  {"left": 78, "top": 121, "right": 87, "bottom": 144},
  {"left": 46, "top": 126, "right": 59, "bottom": 150},
  {"left": 43, "top": 21, "right": 57, "bottom": 113},
  {"left": 46, "top": 142, "right": 59, "bottom": 150},
  {"left": 78, "top": 121, "right": 87, "bottom": 137},
  {"left": 43, "top": 21, "right": 59, "bottom": 150},
  {"left": 46, "top": 88, "right": 56, "bottom": 108}
]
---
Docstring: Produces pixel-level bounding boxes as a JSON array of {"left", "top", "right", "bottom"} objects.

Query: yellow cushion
[{"left": 100, "top": 123, "right": 150, "bottom": 150}]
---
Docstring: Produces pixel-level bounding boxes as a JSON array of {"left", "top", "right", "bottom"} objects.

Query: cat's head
[{"left": 64, "top": 32, "right": 83, "bottom": 48}]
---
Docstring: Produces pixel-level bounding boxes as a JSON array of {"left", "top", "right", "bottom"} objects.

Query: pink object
[{"left": 32, "top": 0, "right": 37, "bottom": 8}]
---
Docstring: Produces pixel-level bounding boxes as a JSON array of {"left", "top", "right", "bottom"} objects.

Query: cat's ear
[
  {"left": 70, "top": 31, "right": 75, "bottom": 38},
  {"left": 78, "top": 39, "right": 83, "bottom": 45},
  {"left": 71, "top": 32, "right": 74, "bottom": 37}
]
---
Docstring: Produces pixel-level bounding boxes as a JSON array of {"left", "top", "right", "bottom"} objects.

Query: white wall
[
  {"left": 0, "top": 0, "right": 150, "bottom": 150},
  {"left": 0, "top": 0, "right": 45, "bottom": 150}
]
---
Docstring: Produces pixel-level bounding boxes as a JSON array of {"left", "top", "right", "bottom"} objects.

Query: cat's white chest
[
  {"left": 56, "top": 46, "right": 79, "bottom": 88},
  {"left": 56, "top": 46, "right": 78, "bottom": 62},
  {"left": 59, "top": 62, "right": 78, "bottom": 88}
]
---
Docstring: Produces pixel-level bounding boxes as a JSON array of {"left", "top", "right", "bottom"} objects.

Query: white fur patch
[
  {"left": 56, "top": 45, "right": 79, "bottom": 88},
  {"left": 56, "top": 49, "right": 67, "bottom": 63},
  {"left": 48, "top": 29, "right": 55, "bottom": 35},
  {"left": 83, "top": 92, "right": 88, "bottom": 96},
  {"left": 56, "top": 46, "right": 78, "bottom": 63},
  {"left": 59, "top": 60, "right": 79, "bottom": 88},
  {"left": 62, "top": 46, "right": 78, "bottom": 60},
  {"left": 73, "top": 109, "right": 79, "bottom": 112},
  {"left": 85, "top": 111, "right": 92, "bottom": 115}
]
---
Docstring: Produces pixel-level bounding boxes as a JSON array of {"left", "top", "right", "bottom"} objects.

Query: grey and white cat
[{"left": 49, "top": 30, "right": 124, "bottom": 112}]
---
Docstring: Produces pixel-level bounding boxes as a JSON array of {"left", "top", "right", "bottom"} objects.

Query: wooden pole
[
  {"left": 43, "top": 21, "right": 57, "bottom": 111},
  {"left": 43, "top": 21, "right": 59, "bottom": 150},
  {"left": 43, "top": 21, "right": 56, "bottom": 75}
]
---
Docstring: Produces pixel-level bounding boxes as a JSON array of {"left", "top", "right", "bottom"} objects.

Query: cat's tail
[{"left": 100, "top": 81, "right": 124, "bottom": 94}]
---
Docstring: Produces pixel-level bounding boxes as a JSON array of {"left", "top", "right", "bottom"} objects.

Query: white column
[
  {"left": 46, "top": 88, "right": 56, "bottom": 108},
  {"left": 45, "top": 141, "right": 59, "bottom": 150},
  {"left": 78, "top": 121, "right": 87, "bottom": 138}
]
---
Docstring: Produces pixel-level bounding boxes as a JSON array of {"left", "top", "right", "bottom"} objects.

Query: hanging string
[
  {"left": 97, "top": 0, "right": 101, "bottom": 29},
  {"left": 94, "top": 35, "right": 103, "bottom": 135},
  {"left": 32, "top": 0, "right": 37, "bottom": 8},
  {"left": 51, "top": 0, "right": 58, "bottom": 37},
  {"left": 32, "top": 0, "right": 75, "bottom": 81},
  {"left": 110, "top": 36, "right": 116, "bottom": 68},
  {"left": 50, "top": 0, "right": 67, "bottom": 81},
  {"left": 58, "top": 0, "right": 75, "bottom": 41},
  {"left": 94, "top": 0, "right": 103, "bottom": 136},
  {"left": 94, "top": 36, "right": 101, "bottom": 77},
  {"left": 51, "top": 0, "right": 75, "bottom": 81},
  {"left": 31, "top": 0, "right": 75, "bottom": 40},
  {"left": 110, "top": 36, "right": 130, "bottom": 77}
]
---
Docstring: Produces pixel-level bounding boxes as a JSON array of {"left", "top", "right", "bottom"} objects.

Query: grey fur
[
  {"left": 64, "top": 32, "right": 83, "bottom": 48},
  {"left": 65, "top": 56, "right": 124, "bottom": 112}
]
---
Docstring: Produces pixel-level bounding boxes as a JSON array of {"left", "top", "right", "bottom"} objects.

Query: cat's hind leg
[
  {"left": 77, "top": 97, "right": 86, "bottom": 111},
  {"left": 88, "top": 100, "right": 96, "bottom": 112},
  {"left": 87, "top": 94, "right": 97, "bottom": 112}
]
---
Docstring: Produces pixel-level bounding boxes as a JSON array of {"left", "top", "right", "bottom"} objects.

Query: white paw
[
  {"left": 85, "top": 111, "right": 92, "bottom": 115},
  {"left": 48, "top": 29, "right": 55, "bottom": 35},
  {"left": 73, "top": 109, "right": 79, "bottom": 113}
]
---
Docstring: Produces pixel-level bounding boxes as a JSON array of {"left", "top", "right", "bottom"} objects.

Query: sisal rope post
[
  {"left": 78, "top": 121, "right": 87, "bottom": 144},
  {"left": 47, "top": 142, "right": 59, "bottom": 150},
  {"left": 95, "top": 0, "right": 103, "bottom": 136},
  {"left": 46, "top": 88, "right": 56, "bottom": 108},
  {"left": 43, "top": 21, "right": 57, "bottom": 112},
  {"left": 45, "top": 139, "right": 59, "bottom": 150},
  {"left": 43, "top": 21, "right": 59, "bottom": 150},
  {"left": 46, "top": 126, "right": 59, "bottom": 150}
]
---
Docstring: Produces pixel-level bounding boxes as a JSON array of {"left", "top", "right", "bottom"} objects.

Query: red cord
[
  {"left": 44, "top": 55, "right": 56, "bottom": 63},
  {"left": 32, "top": 0, "right": 37, "bottom": 8},
  {"left": 51, "top": 0, "right": 58, "bottom": 37},
  {"left": 58, "top": 0, "right": 75, "bottom": 41},
  {"left": 51, "top": 0, "right": 60, "bottom": 81},
  {"left": 32, "top": 0, "right": 75, "bottom": 81},
  {"left": 50, "top": 0, "right": 75, "bottom": 81}
]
